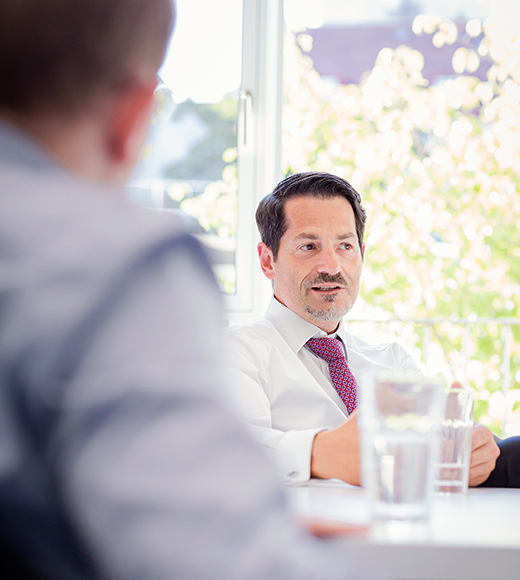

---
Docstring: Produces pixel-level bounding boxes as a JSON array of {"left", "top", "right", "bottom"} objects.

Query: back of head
[
  {"left": 256, "top": 171, "right": 367, "bottom": 259},
  {"left": 0, "top": 0, "right": 175, "bottom": 118}
]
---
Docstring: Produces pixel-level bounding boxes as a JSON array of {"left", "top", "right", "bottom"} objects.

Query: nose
[{"left": 317, "top": 244, "right": 341, "bottom": 274}]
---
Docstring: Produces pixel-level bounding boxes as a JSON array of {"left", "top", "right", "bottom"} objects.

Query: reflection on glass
[{"left": 127, "top": 0, "right": 243, "bottom": 294}]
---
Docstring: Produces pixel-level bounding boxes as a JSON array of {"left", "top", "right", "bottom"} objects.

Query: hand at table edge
[
  {"left": 310, "top": 412, "right": 361, "bottom": 486},
  {"left": 301, "top": 517, "right": 369, "bottom": 538},
  {"left": 469, "top": 424, "right": 500, "bottom": 486}
]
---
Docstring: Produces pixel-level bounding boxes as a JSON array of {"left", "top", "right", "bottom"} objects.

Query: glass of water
[
  {"left": 359, "top": 372, "right": 443, "bottom": 539},
  {"left": 434, "top": 387, "right": 474, "bottom": 494}
]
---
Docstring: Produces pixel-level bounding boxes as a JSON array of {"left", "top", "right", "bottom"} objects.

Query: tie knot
[{"left": 306, "top": 337, "right": 344, "bottom": 363}]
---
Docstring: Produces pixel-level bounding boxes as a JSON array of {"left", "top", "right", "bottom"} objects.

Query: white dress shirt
[{"left": 224, "top": 296, "right": 423, "bottom": 484}]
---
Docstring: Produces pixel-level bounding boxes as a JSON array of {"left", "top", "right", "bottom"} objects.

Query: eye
[
  {"left": 300, "top": 243, "right": 315, "bottom": 251},
  {"left": 340, "top": 242, "right": 352, "bottom": 250}
]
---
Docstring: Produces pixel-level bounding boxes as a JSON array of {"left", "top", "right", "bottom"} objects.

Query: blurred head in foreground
[{"left": 0, "top": 0, "right": 174, "bottom": 183}]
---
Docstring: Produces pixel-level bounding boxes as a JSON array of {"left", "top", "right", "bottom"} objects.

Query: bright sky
[
  {"left": 160, "top": 0, "right": 516, "bottom": 102},
  {"left": 284, "top": 0, "right": 491, "bottom": 29},
  {"left": 159, "top": 0, "right": 243, "bottom": 103}
]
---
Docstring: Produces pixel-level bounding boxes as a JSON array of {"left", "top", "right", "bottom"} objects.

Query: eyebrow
[{"left": 293, "top": 232, "right": 357, "bottom": 241}]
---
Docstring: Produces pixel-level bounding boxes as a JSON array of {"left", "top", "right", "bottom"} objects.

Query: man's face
[{"left": 258, "top": 195, "right": 364, "bottom": 333}]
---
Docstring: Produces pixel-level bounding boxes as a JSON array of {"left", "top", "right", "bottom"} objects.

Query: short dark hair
[
  {"left": 256, "top": 171, "right": 367, "bottom": 260},
  {"left": 0, "top": 0, "right": 175, "bottom": 116}
]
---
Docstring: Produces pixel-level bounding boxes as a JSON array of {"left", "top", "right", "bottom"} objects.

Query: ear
[
  {"left": 106, "top": 80, "right": 157, "bottom": 167},
  {"left": 257, "top": 242, "right": 276, "bottom": 280},
  {"left": 362, "top": 242, "right": 366, "bottom": 260}
]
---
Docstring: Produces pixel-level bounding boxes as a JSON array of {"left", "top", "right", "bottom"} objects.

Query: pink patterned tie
[{"left": 306, "top": 337, "right": 358, "bottom": 414}]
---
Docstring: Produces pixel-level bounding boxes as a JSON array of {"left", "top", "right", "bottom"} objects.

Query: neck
[
  {"left": 0, "top": 107, "right": 125, "bottom": 185},
  {"left": 272, "top": 294, "right": 341, "bottom": 334},
  {"left": 325, "top": 324, "right": 340, "bottom": 335},
  {"left": 317, "top": 320, "right": 340, "bottom": 334}
]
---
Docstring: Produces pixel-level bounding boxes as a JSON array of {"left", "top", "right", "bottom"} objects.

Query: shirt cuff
[{"left": 276, "top": 428, "right": 327, "bottom": 484}]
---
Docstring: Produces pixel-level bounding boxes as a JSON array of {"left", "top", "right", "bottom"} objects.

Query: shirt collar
[
  {"left": 264, "top": 295, "right": 350, "bottom": 355},
  {"left": 0, "top": 119, "right": 62, "bottom": 172}
]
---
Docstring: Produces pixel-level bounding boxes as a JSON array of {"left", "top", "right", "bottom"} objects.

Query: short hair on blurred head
[{"left": 0, "top": 0, "right": 175, "bottom": 116}]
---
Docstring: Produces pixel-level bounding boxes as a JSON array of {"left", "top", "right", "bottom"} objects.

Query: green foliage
[
  {"left": 165, "top": 96, "right": 238, "bottom": 181},
  {"left": 283, "top": 17, "right": 520, "bottom": 435}
]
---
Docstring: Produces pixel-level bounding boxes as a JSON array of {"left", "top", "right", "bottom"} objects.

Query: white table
[{"left": 287, "top": 480, "right": 520, "bottom": 580}]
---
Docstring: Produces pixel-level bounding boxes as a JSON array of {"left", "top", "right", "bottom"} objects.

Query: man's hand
[
  {"left": 310, "top": 411, "right": 360, "bottom": 485},
  {"left": 469, "top": 424, "right": 500, "bottom": 486},
  {"left": 301, "top": 517, "right": 368, "bottom": 538}
]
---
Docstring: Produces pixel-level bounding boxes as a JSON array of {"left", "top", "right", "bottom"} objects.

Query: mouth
[{"left": 310, "top": 285, "right": 344, "bottom": 294}]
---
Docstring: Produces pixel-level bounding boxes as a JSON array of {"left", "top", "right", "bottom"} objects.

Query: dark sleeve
[{"left": 478, "top": 436, "right": 520, "bottom": 488}]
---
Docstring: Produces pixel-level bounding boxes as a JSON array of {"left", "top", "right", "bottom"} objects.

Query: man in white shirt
[{"left": 225, "top": 171, "right": 504, "bottom": 488}]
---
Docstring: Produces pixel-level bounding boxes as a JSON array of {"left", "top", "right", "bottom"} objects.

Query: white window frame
[{"left": 224, "top": 0, "right": 284, "bottom": 323}]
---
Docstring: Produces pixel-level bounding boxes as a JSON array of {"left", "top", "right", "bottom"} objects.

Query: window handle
[{"left": 239, "top": 89, "right": 253, "bottom": 146}]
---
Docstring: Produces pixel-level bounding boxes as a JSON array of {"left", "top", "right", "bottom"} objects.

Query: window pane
[
  {"left": 283, "top": 0, "right": 520, "bottom": 435},
  {"left": 127, "top": 0, "right": 243, "bottom": 294}
]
